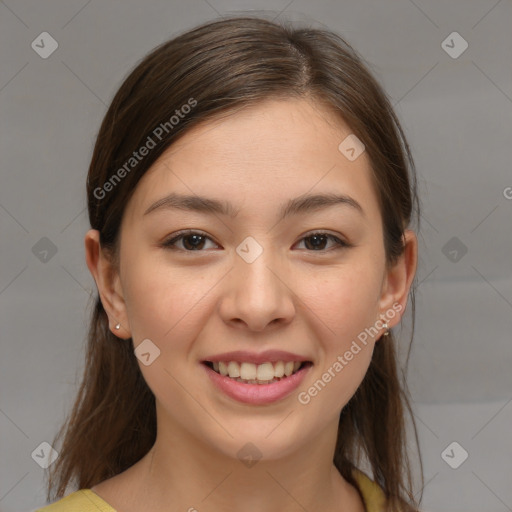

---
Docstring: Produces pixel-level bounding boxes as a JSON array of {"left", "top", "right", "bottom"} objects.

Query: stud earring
[
  {"left": 115, "top": 323, "right": 121, "bottom": 330},
  {"left": 382, "top": 322, "right": 390, "bottom": 336}
]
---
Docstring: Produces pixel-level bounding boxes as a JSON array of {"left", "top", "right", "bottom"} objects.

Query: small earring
[
  {"left": 115, "top": 323, "right": 121, "bottom": 330},
  {"left": 382, "top": 322, "right": 390, "bottom": 336}
]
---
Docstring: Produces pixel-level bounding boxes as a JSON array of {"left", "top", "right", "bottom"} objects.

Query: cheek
[
  {"left": 121, "top": 253, "right": 213, "bottom": 345},
  {"left": 294, "top": 266, "right": 381, "bottom": 416},
  {"left": 298, "top": 259, "right": 383, "bottom": 343}
]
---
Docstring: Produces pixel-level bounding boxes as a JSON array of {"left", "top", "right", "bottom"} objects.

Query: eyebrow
[{"left": 143, "top": 192, "right": 365, "bottom": 220}]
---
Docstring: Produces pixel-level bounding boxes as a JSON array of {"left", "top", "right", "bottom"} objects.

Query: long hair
[{"left": 46, "top": 16, "right": 423, "bottom": 511}]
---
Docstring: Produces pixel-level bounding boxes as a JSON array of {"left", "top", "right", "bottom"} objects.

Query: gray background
[{"left": 1, "top": 1, "right": 511, "bottom": 511}]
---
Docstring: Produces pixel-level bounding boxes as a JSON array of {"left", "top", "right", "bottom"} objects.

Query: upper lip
[{"left": 202, "top": 350, "right": 312, "bottom": 365}]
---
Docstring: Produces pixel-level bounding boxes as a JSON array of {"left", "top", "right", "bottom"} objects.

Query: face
[{"left": 89, "top": 98, "right": 414, "bottom": 462}]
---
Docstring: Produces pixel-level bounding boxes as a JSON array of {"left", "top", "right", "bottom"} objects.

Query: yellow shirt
[{"left": 35, "top": 468, "right": 386, "bottom": 512}]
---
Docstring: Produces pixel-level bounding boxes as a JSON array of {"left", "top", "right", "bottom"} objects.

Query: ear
[
  {"left": 84, "top": 229, "right": 131, "bottom": 339},
  {"left": 377, "top": 229, "right": 418, "bottom": 331}
]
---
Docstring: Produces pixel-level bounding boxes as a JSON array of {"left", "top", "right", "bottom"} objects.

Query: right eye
[{"left": 161, "top": 230, "right": 220, "bottom": 252}]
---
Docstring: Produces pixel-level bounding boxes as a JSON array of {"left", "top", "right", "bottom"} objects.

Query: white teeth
[
  {"left": 240, "top": 362, "right": 257, "bottom": 380},
  {"left": 218, "top": 361, "right": 228, "bottom": 376},
  {"left": 256, "top": 362, "right": 275, "bottom": 381},
  {"left": 209, "top": 360, "right": 306, "bottom": 382},
  {"left": 227, "top": 361, "right": 240, "bottom": 378},
  {"left": 274, "top": 361, "right": 285, "bottom": 378}
]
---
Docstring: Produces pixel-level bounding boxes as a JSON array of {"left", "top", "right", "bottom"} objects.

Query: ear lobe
[
  {"left": 84, "top": 229, "right": 130, "bottom": 338},
  {"left": 378, "top": 229, "right": 418, "bottom": 327}
]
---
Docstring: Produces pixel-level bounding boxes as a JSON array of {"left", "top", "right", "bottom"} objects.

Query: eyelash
[{"left": 161, "top": 230, "right": 351, "bottom": 253}]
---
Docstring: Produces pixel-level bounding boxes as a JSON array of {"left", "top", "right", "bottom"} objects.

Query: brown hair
[{"left": 47, "top": 15, "right": 423, "bottom": 511}]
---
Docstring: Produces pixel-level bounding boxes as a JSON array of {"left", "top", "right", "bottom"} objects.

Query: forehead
[{"left": 124, "top": 98, "right": 381, "bottom": 225}]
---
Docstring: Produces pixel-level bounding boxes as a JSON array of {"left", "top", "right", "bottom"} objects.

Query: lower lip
[{"left": 201, "top": 363, "right": 312, "bottom": 405}]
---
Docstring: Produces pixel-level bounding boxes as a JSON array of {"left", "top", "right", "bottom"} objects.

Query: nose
[{"left": 218, "top": 250, "right": 296, "bottom": 332}]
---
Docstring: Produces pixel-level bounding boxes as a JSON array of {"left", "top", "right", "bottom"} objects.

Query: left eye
[
  {"left": 161, "top": 231, "right": 349, "bottom": 252},
  {"left": 295, "top": 232, "right": 349, "bottom": 251}
]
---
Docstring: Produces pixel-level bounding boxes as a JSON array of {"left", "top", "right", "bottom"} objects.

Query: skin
[{"left": 85, "top": 98, "right": 417, "bottom": 512}]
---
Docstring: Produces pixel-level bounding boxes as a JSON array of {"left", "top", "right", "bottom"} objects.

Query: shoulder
[
  {"left": 34, "top": 489, "right": 116, "bottom": 512},
  {"left": 351, "top": 468, "right": 387, "bottom": 512}
]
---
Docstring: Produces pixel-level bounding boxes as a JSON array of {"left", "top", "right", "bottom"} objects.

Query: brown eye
[
  {"left": 162, "top": 231, "right": 219, "bottom": 251},
  {"left": 161, "top": 230, "right": 350, "bottom": 253},
  {"left": 296, "top": 232, "right": 349, "bottom": 251}
]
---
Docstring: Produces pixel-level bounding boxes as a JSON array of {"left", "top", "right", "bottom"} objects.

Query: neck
[{"left": 117, "top": 410, "right": 362, "bottom": 512}]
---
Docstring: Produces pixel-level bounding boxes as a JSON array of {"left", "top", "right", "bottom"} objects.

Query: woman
[{"left": 39, "top": 15, "right": 423, "bottom": 512}]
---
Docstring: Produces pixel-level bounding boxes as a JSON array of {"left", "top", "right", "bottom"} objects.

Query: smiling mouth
[{"left": 202, "top": 360, "right": 313, "bottom": 385}]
